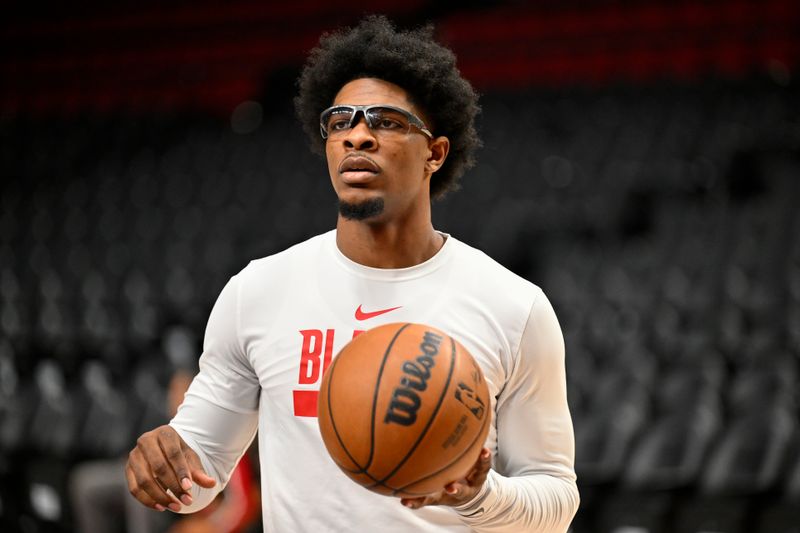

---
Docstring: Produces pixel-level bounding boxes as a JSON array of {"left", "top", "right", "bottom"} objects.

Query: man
[{"left": 126, "top": 16, "right": 579, "bottom": 532}]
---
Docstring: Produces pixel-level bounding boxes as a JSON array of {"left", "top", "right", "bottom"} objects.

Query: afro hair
[{"left": 295, "top": 15, "right": 481, "bottom": 200}]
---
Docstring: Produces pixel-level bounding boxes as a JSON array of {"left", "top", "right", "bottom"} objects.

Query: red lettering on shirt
[
  {"left": 297, "top": 329, "right": 323, "bottom": 385},
  {"left": 293, "top": 328, "right": 362, "bottom": 417},
  {"left": 298, "top": 328, "right": 336, "bottom": 386},
  {"left": 322, "top": 328, "right": 334, "bottom": 376}
]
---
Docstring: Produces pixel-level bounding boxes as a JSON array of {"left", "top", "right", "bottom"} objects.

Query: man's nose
[{"left": 343, "top": 116, "right": 376, "bottom": 150}]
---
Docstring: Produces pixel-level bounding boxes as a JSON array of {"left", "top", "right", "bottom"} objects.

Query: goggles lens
[{"left": 320, "top": 105, "right": 432, "bottom": 139}]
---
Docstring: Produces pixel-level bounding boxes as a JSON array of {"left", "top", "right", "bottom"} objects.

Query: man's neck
[{"left": 335, "top": 217, "right": 445, "bottom": 269}]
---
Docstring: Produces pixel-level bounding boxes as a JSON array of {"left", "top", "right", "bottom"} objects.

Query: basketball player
[{"left": 126, "top": 16, "right": 579, "bottom": 532}]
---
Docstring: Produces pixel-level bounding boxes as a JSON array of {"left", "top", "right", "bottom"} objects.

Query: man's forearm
[
  {"left": 169, "top": 388, "right": 259, "bottom": 513},
  {"left": 454, "top": 470, "right": 580, "bottom": 532}
]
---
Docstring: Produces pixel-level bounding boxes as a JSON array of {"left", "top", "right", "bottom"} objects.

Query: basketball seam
[
  {"left": 324, "top": 345, "right": 366, "bottom": 474},
  {"left": 356, "top": 323, "right": 411, "bottom": 474},
  {"left": 365, "top": 323, "right": 411, "bottom": 473},
  {"left": 376, "top": 333, "right": 457, "bottom": 490},
  {"left": 323, "top": 324, "right": 414, "bottom": 489}
]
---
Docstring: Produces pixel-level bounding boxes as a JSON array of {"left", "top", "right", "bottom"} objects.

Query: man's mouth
[{"left": 339, "top": 155, "right": 381, "bottom": 175}]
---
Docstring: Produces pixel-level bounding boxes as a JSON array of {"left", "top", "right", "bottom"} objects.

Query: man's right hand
[{"left": 126, "top": 425, "right": 217, "bottom": 512}]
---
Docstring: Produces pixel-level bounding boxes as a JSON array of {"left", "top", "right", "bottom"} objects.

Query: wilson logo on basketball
[{"left": 384, "top": 330, "right": 443, "bottom": 426}]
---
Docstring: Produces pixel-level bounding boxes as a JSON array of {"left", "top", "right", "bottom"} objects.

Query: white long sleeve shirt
[{"left": 170, "top": 230, "right": 579, "bottom": 532}]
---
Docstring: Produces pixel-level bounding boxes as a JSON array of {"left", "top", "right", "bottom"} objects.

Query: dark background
[{"left": 1, "top": 1, "right": 799, "bottom": 532}]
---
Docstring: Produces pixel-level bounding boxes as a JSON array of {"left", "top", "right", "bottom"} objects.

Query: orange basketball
[{"left": 317, "top": 322, "right": 491, "bottom": 498}]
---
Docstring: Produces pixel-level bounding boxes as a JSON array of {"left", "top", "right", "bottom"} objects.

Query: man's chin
[{"left": 338, "top": 198, "right": 385, "bottom": 221}]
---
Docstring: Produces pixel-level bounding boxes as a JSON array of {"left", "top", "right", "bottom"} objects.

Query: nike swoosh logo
[
  {"left": 463, "top": 507, "right": 485, "bottom": 517},
  {"left": 355, "top": 305, "right": 402, "bottom": 321}
]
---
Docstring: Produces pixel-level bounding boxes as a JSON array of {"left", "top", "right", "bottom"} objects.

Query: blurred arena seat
[{"left": 755, "top": 451, "right": 800, "bottom": 532}]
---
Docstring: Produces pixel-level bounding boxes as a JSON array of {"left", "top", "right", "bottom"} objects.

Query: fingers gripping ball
[{"left": 317, "top": 323, "right": 491, "bottom": 498}]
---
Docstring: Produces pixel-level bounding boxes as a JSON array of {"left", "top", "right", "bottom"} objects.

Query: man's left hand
[{"left": 400, "top": 448, "right": 491, "bottom": 510}]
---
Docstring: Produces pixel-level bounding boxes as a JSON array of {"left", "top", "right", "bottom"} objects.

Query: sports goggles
[{"left": 319, "top": 104, "right": 433, "bottom": 140}]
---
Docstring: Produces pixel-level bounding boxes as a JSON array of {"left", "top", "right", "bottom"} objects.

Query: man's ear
[{"left": 425, "top": 136, "right": 450, "bottom": 174}]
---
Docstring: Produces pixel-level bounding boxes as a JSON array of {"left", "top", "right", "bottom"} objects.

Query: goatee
[{"left": 338, "top": 198, "right": 385, "bottom": 220}]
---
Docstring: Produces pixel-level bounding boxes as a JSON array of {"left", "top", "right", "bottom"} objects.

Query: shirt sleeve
[
  {"left": 169, "top": 274, "right": 261, "bottom": 513},
  {"left": 454, "top": 289, "right": 580, "bottom": 532}
]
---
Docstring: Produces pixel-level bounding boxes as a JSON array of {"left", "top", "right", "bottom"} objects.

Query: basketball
[{"left": 317, "top": 322, "right": 491, "bottom": 498}]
